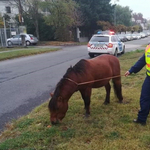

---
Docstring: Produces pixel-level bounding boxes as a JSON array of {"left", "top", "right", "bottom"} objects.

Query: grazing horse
[{"left": 48, "top": 54, "right": 123, "bottom": 125}]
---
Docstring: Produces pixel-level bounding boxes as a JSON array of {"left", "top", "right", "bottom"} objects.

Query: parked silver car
[
  {"left": 117, "top": 34, "right": 128, "bottom": 42},
  {"left": 7, "top": 33, "right": 38, "bottom": 46}
]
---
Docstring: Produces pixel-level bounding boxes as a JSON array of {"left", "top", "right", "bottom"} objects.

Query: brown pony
[{"left": 48, "top": 54, "right": 123, "bottom": 125}]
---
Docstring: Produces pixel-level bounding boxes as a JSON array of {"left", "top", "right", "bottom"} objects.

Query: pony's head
[
  {"left": 48, "top": 64, "right": 84, "bottom": 125},
  {"left": 48, "top": 92, "right": 68, "bottom": 125}
]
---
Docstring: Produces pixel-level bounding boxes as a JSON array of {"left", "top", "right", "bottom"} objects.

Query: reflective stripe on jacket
[{"left": 145, "top": 44, "right": 150, "bottom": 76}]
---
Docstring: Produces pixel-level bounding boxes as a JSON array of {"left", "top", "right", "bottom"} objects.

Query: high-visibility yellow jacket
[{"left": 145, "top": 44, "right": 150, "bottom": 76}]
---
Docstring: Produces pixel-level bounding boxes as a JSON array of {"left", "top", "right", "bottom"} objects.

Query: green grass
[
  {"left": 0, "top": 41, "right": 87, "bottom": 61},
  {"left": 0, "top": 47, "right": 60, "bottom": 61},
  {"left": 38, "top": 41, "right": 87, "bottom": 46},
  {"left": 0, "top": 49, "right": 149, "bottom": 150},
  {"left": 0, "top": 46, "right": 38, "bottom": 52}
]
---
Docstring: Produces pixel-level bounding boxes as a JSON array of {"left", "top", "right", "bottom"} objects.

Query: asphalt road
[{"left": 0, "top": 37, "right": 149, "bottom": 132}]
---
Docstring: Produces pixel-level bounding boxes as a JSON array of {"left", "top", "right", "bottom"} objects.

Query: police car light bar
[
  {"left": 97, "top": 30, "right": 115, "bottom": 35},
  {"left": 109, "top": 31, "right": 115, "bottom": 35}
]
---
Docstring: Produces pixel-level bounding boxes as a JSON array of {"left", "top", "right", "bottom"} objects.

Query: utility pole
[
  {"left": 18, "top": 0, "right": 26, "bottom": 47},
  {"left": 3, "top": 16, "right": 7, "bottom": 47},
  {"left": 114, "top": 7, "right": 116, "bottom": 25},
  {"left": 114, "top": 0, "right": 119, "bottom": 26},
  {"left": 18, "top": 0, "right": 23, "bottom": 24}
]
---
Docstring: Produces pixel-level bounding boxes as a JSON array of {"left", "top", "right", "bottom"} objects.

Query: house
[
  {"left": 0, "top": 0, "right": 21, "bottom": 46},
  {"left": 0, "top": 0, "right": 19, "bottom": 18},
  {"left": 0, "top": 0, "right": 18, "bottom": 14},
  {"left": 0, "top": 0, "right": 20, "bottom": 28}
]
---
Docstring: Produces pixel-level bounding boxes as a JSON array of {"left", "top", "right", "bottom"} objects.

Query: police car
[{"left": 87, "top": 30, "right": 125, "bottom": 58}]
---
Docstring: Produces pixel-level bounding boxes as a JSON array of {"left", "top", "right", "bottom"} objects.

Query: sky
[{"left": 111, "top": 0, "right": 150, "bottom": 19}]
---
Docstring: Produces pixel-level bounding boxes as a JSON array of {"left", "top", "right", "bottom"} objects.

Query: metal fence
[{"left": 0, "top": 28, "right": 19, "bottom": 47}]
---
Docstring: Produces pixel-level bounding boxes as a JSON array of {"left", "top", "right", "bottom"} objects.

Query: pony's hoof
[
  {"left": 118, "top": 101, "right": 123, "bottom": 103},
  {"left": 85, "top": 114, "right": 90, "bottom": 118},
  {"left": 103, "top": 101, "right": 110, "bottom": 105}
]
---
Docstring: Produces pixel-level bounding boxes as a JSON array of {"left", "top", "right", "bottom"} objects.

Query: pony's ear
[{"left": 50, "top": 93, "right": 54, "bottom": 97}]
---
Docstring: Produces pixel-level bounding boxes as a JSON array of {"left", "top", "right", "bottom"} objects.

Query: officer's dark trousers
[{"left": 138, "top": 76, "right": 150, "bottom": 122}]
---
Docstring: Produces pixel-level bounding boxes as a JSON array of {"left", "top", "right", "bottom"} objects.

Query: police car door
[
  {"left": 111, "top": 36, "right": 118, "bottom": 54},
  {"left": 116, "top": 36, "right": 123, "bottom": 53}
]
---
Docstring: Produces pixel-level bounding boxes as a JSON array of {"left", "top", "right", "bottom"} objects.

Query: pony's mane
[
  {"left": 49, "top": 59, "right": 88, "bottom": 111},
  {"left": 53, "top": 59, "right": 88, "bottom": 97},
  {"left": 63, "top": 59, "right": 87, "bottom": 78}
]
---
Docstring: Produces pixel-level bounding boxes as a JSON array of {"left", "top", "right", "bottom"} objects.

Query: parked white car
[
  {"left": 132, "top": 34, "right": 138, "bottom": 40},
  {"left": 7, "top": 33, "right": 38, "bottom": 46},
  {"left": 125, "top": 34, "right": 133, "bottom": 41},
  {"left": 87, "top": 31, "right": 125, "bottom": 58},
  {"left": 140, "top": 32, "right": 146, "bottom": 38},
  {"left": 135, "top": 33, "right": 142, "bottom": 39}
]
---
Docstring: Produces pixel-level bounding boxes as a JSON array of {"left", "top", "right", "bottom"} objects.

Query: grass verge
[
  {"left": 38, "top": 41, "right": 87, "bottom": 46},
  {"left": 0, "top": 47, "right": 60, "bottom": 61},
  {"left": 0, "top": 49, "right": 149, "bottom": 150}
]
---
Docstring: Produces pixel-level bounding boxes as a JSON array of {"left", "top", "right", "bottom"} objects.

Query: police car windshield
[{"left": 90, "top": 36, "right": 109, "bottom": 42}]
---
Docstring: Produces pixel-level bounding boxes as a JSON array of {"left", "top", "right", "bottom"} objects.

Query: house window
[{"left": 6, "top": 6, "right": 11, "bottom": 13}]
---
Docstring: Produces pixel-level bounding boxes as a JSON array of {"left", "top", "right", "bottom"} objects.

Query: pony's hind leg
[
  {"left": 104, "top": 82, "right": 111, "bottom": 105},
  {"left": 79, "top": 88, "right": 92, "bottom": 117},
  {"left": 112, "top": 77, "right": 123, "bottom": 103}
]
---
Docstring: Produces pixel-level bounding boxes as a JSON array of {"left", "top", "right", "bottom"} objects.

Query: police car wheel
[
  {"left": 121, "top": 46, "right": 125, "bottom": 54},
  {"left": 114, "top": 50, "right": 118, "bottom": 57},
  {"left": 89, "top": 53, "right": 94, "bottom": 58}
]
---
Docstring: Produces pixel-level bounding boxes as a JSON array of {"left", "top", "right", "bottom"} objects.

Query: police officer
[{"left": 125, "top": 44, "right": 150, "bottom": 125}]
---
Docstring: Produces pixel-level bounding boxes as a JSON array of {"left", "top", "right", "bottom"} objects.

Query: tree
[
  {"left": 42, "top": 0, "right": 83, "bottom": 41},
  {"left": 115, "top": 5, "right": 132, "bottom": 26},
  {"left": 74, "top": 0, "right": 114, "bottom": 37},
  {"left": 129, "top": 25, "right": 139, "bottom": 33},
  {"left": 22, "top": 13, "right": 55, "bottom": 41},
  {"left": 132, "top": 13, "right": 146, "bottom": 25},
  {"left": 97, "top": 21, "right": 112, "bottom": 31},
  {"left": 24, "top": 0, "right": 40, "bottom": 39},
  {"left": 115, "top": 24, "right": 127, "bottom": 33},
  {"left": 132, "top": 13, "right": 144, "bottom": 22},
  {"left": 0, "top": 14, "right": 4, "bottom": 28}
]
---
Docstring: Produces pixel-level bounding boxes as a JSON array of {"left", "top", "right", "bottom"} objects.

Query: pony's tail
[{"left": 112, "top": 77, "right": 123, "bottom": 102}]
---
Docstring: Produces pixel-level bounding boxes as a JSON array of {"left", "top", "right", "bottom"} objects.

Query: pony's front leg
[
  {"left": 79, "top": 88, "right": 92, "bottom": 117},
  {"left": 103, "top": 82, "right": 111, "bottom": 105}
]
